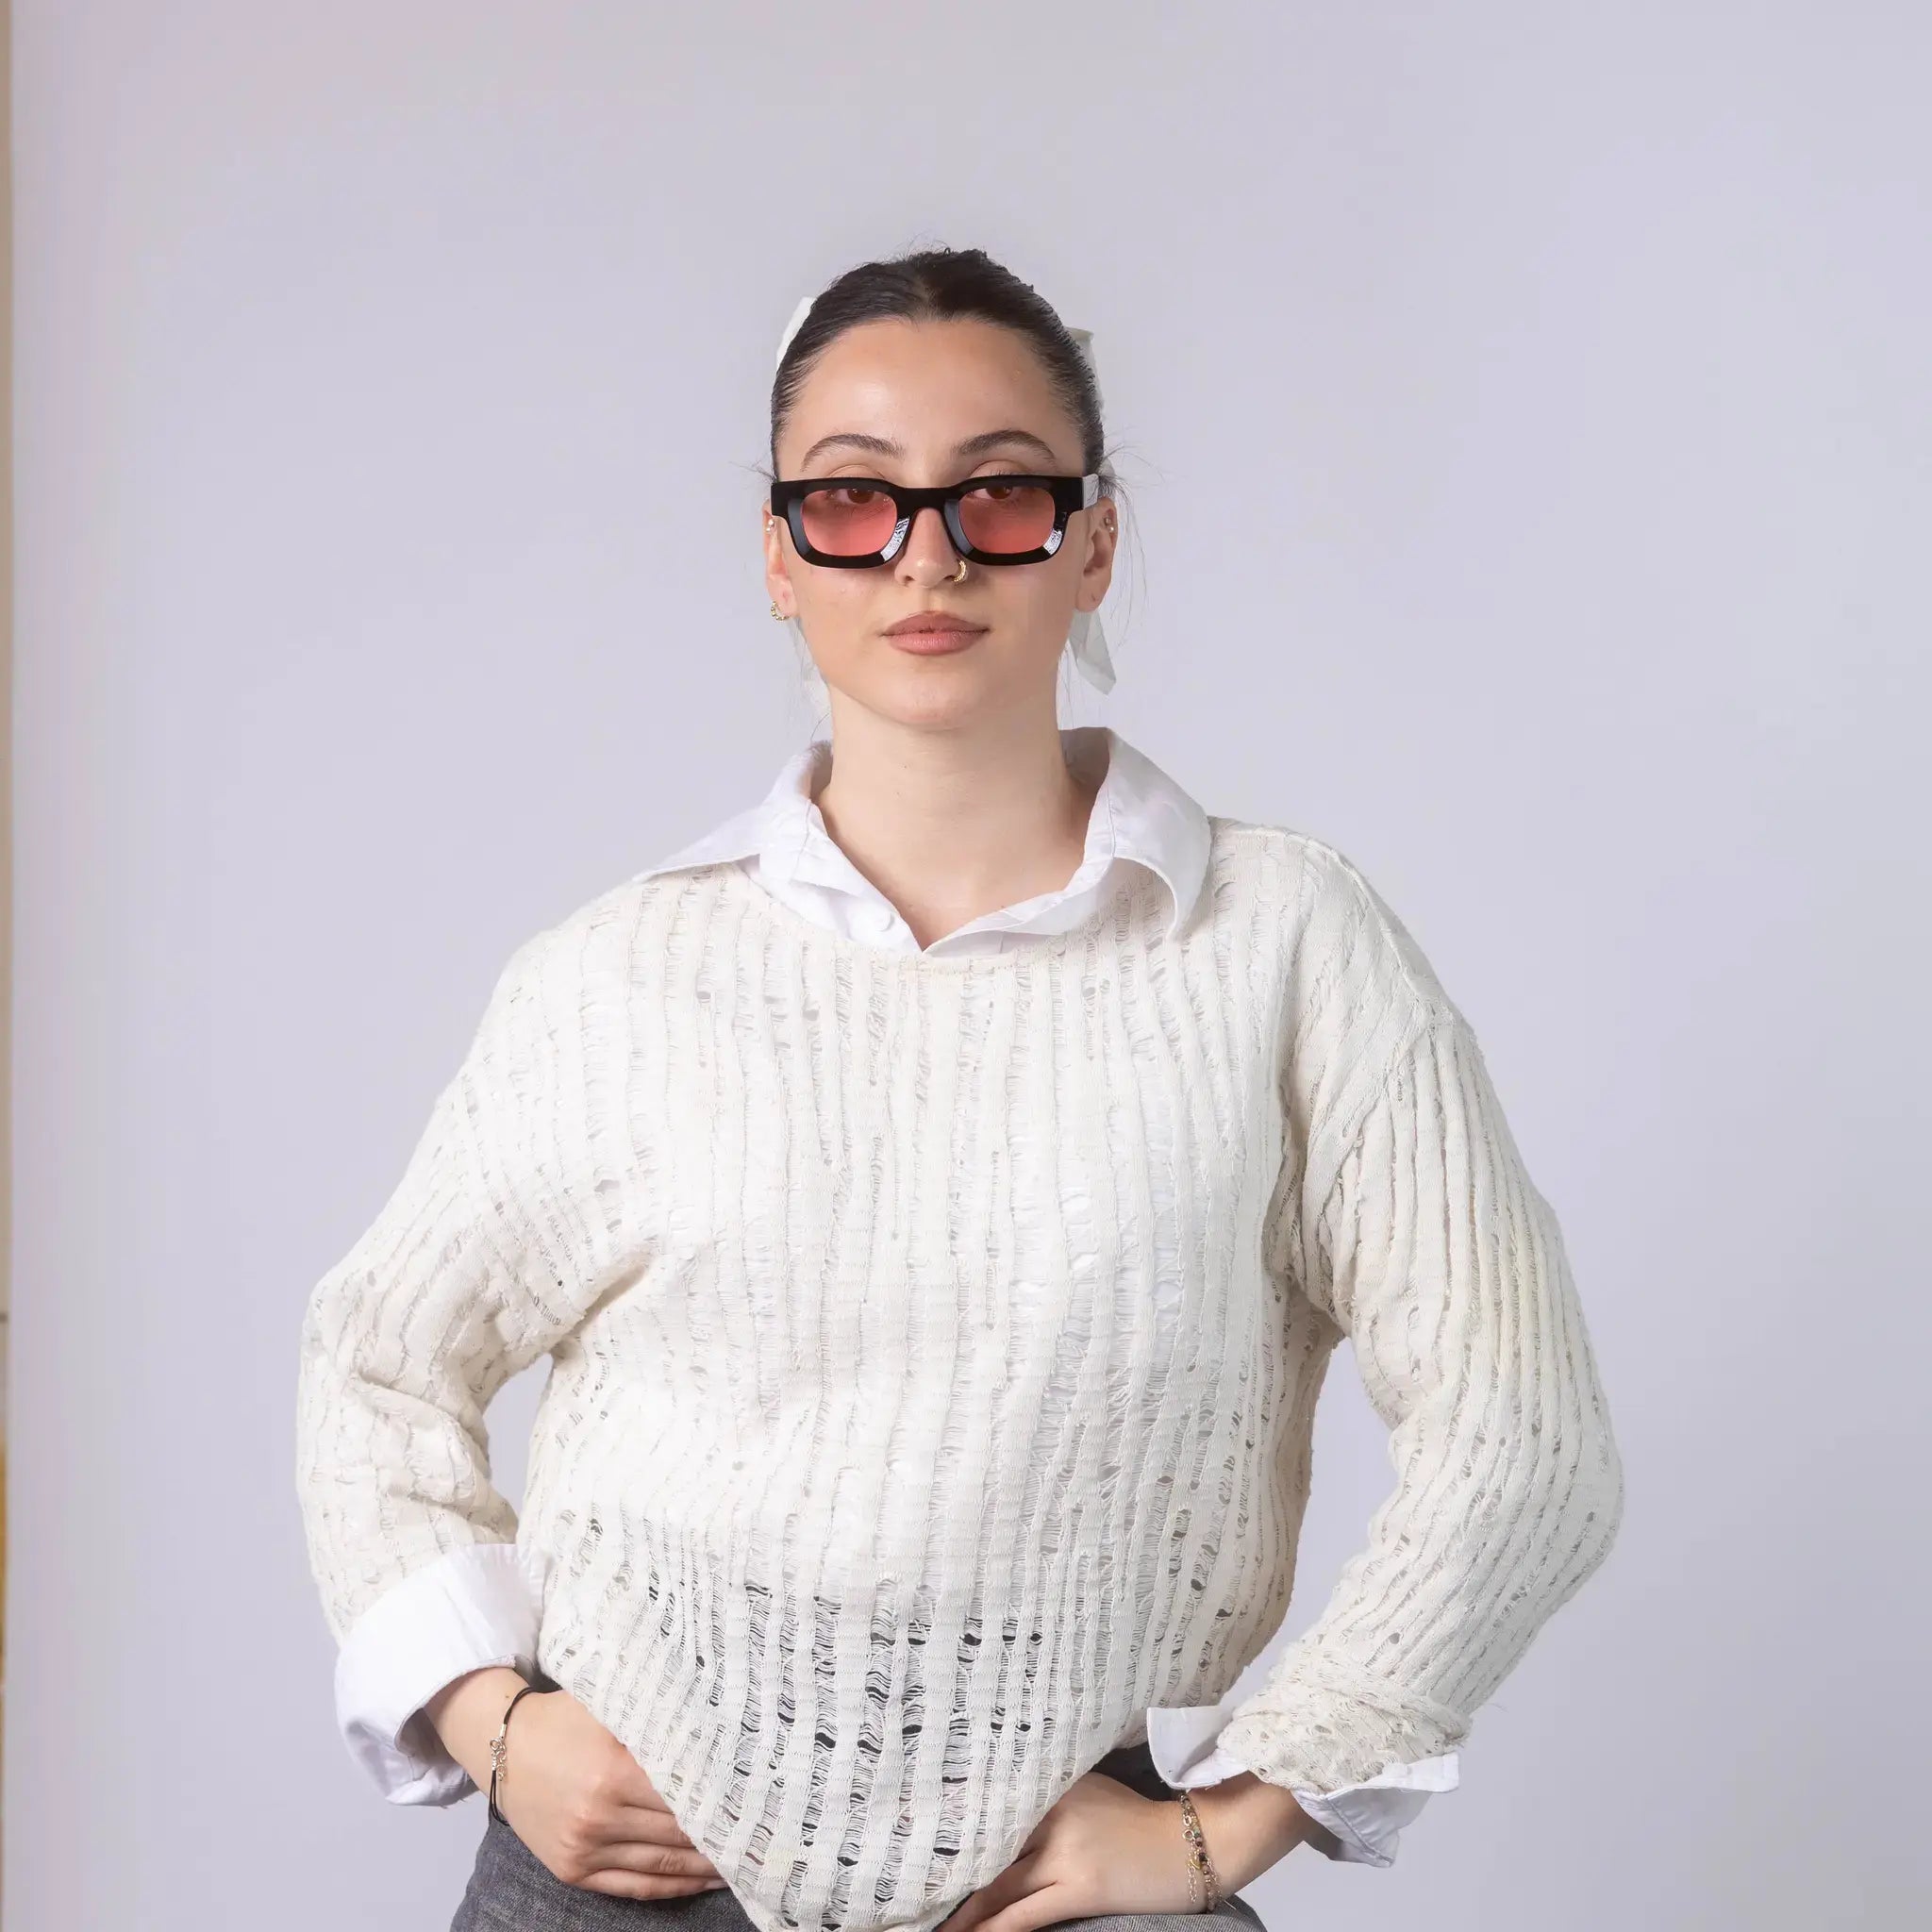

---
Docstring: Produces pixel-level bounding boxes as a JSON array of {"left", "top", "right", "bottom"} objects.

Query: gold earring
[{"left": 770, "top": 600, "right": 787, "bottom": 621}]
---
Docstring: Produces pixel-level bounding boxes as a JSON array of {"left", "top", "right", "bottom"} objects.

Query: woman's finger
[
  {"left": 575, "top": 1833, "right": 724, "bottom": 1881},
  {"left": 598, "top": 1758, "right": 691, "bottom": 1815},
  {"left": 600, "top": 1800, "right": 701, "bottom": 1849},
  {"left": 974, "top": 1882, "right": 1078, "bottom": 1932},
  {"left": 574, "top": 1867, "right": 733, "bottom": 1900},
  {"left": 936, "top": 1850, "right": 1046, "bottom": 1932}
]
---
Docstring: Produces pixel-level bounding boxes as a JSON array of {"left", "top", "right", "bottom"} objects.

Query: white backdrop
[{"left": 10, "top": 4, "right": 1928, "bottom": 1927}]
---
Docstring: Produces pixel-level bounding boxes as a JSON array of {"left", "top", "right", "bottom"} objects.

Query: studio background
[{"left": 9, "top": 4, "right": 1926, "bottom": 1928}]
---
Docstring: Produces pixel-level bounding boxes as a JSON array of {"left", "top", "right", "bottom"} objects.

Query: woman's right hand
[{"left": 425, "top": 1666, "right": 732, "bottom": 1901}]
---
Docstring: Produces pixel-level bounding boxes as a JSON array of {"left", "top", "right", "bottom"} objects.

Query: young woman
[{"left": 295, "top": 246, "right": 1624, "bottom": 1932}]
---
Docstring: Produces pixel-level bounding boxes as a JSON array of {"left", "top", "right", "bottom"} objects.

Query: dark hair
[{"left": 767, "top": 245, "right": 1116, "bottom": 492}]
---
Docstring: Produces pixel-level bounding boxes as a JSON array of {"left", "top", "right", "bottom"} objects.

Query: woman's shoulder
[
  {"left": 467, "top": 864, "right": 736, "bottom": 1035},
  {"left": 1202, "top": 813, "right": 1462, "bottom": 1033}
]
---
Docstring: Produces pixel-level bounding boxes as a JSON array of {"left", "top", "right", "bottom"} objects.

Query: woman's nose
[{"left": 898, "top": 505, "right": 963, "bottom": 580}]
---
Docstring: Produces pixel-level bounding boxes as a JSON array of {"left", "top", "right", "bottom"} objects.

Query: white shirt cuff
[
  {"left": 1144, "top": 1695, "right": 1460, "bottom": 1867},
  {"left": 332, "top": 1541, "right": 550, "bottom": 1806}
]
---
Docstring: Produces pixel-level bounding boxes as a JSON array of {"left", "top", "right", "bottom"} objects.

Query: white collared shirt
[
  {"left": 328, "top": 724, "right": 1457, "bottom": 1868},
  {"left": 646, "top": 724, "right": 1211, "bottom": 959}
]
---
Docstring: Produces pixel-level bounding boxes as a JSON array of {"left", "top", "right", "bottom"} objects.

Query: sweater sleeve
[
  {"left": 293, "top": 931, "right": 601, "bottom": 1654},
  {"left": 1213, "top": 857, "right": 1625, "bottom": 1796}
]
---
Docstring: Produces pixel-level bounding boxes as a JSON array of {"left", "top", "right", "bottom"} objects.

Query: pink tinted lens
[
  {"left": 958, "top": 482, "right": 1056, "bottom": 553},
  {"left": 798, "top": 485, "right": 899, "bottom": 558}
]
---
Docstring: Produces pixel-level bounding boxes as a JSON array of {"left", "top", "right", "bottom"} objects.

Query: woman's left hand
[{"left": 934, "top": 1767, "right": 1302, "bottom": 1932}]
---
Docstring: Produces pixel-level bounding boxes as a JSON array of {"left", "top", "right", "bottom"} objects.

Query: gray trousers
[{"left": 450, "top": 1673, "right": 1268, "bottom": 1932}]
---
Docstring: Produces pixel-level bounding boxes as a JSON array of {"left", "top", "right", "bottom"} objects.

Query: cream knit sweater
[{"left": 294, "top": 818, "right": 1623, "bottom": 1932}]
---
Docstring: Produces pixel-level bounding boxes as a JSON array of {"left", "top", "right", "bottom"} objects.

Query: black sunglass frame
[{"left": 768, "top": 472, "right": 1102, "bottom": 568}]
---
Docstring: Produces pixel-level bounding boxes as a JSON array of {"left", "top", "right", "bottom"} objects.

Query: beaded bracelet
[
  {"left": 487, "top": 1677, "right": 544, "bottom": 1824},
  {"left": 1175, "top": 1790, "right": 1223, "bottom": 1912}
]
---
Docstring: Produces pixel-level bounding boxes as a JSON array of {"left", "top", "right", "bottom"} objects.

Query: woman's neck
[{"left": 809, "top": 713, "right": 1105, "bottom": 952}]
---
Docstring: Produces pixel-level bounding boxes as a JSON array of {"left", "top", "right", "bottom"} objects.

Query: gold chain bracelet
[{"left": 1175, "top": 1790, "right": 1224, "bottom": 1912}]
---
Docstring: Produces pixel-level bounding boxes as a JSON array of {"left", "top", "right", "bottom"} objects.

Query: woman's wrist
[
  {"left": 1177, "top": 1772, "right": 1324, "bottom": 1894},
  {"left": 424, "top": 1665, "right": 533, "bottom": 1790}
]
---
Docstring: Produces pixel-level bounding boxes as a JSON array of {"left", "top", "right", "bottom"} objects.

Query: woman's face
[{"left": 764, "top": 317, "right": 1117, "bottom": 729}]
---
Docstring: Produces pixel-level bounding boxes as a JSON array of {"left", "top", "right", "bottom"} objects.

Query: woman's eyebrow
[{"left": 795, "top": 428, "right": 1062, "bottom": 469}]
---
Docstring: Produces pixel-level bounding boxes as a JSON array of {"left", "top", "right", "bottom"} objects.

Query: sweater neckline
[{"left": 720, "top": 853, "right": 1153, "bottom": 975}]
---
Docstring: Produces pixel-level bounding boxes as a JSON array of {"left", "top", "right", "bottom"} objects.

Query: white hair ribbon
[{"left": 774, "top": 296, "right": 1117, "bottom": 696}]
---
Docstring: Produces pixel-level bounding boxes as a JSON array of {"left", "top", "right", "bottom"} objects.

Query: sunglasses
[{"left": 768, "top": 471, "right": 1103, "bottom": 568}]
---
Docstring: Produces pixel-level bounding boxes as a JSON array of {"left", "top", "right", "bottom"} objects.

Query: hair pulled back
[{"left": 768, "top": 245, "right": 1112, "bottom": 489}]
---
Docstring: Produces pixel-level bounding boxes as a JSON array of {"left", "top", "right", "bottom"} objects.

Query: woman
[{"left": 294, "top": 245, "right": 1624, "bottom": 1932}]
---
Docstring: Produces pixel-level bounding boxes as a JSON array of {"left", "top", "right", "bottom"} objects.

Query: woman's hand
[
  {"left": 935, "top": 1767, "right": 1314, "bottom": 1932},
  {"left": 425, "top": 1667, "right": 732, "bottom": 1901}
]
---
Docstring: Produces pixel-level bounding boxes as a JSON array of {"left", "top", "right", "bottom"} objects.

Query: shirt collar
[{"left": 636, "top": 724, "right": 1211, "bottom": 941}]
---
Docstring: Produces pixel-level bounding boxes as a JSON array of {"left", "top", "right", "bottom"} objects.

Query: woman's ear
[
  {"left": 763, "top": 509, "right": 793, "bottom": 617},
  {"left": 1077, "top": 503, "right": 1119, "bottom": 611}
]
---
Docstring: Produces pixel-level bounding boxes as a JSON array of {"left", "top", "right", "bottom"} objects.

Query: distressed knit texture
[{"left": 294, "top": 818, "right": 1623, "bottom": 1932}]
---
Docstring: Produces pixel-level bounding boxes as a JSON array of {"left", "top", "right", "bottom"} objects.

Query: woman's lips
[{"left": 886, "top": 625, "right": 987, "bottom": 655}]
